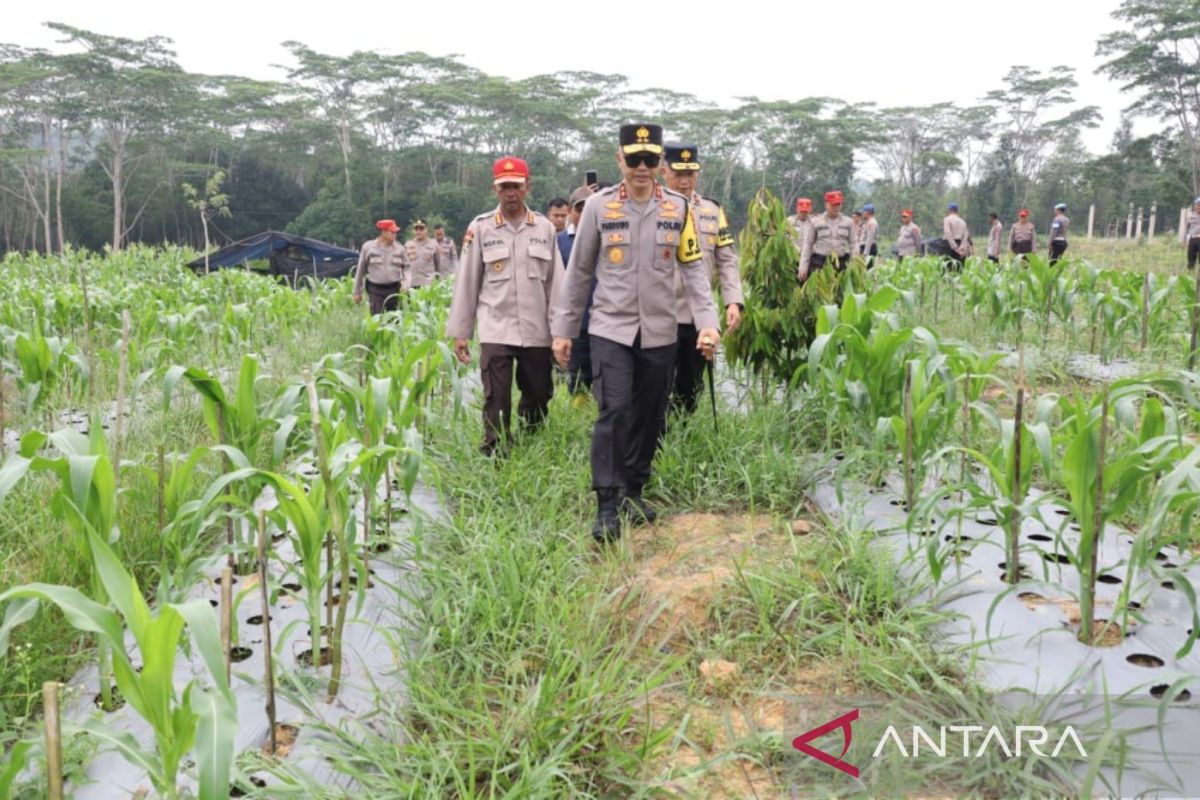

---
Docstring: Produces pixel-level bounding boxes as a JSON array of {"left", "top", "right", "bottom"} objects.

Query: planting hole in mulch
[
  {"left": 949, "top": 548, "right": 972, "bottom": 558},
  {"left": 372, "top": 541, "right": 392, "bottom": 553},
  {"left": 306, "top": 625, "right": 333, "bottom": 638},
  {"left": 1082, "top": 619, "right": 1125, "bottom": 647},
  {"left": 1155, "top": 552, "right": 1168, "bottom": 561},
  {"left": 93, "top": 689, "right": 126, "bottom": 712},
  {"left": 1098, "top": 574, "right": 1123, "bottom": 585},
  {"left": 833, "top": 452, "right": 846, "bottom": 461},
  {"left": 1150, "top": 685, "right": 1193, "bottom": 702},
  {"left": 1162, "top": 581, "right": 1177, "bottom": 591},
  {"left": 208, "top": 599, "right": 219, "bottom": 608},
  {"left": 230, "top": 776, "right": 267, "bottom": 797},
  {"left": 264, "top": 723, "right": 300, "bottom": 758},
  {"left": 229, "top": 646, "right": 253, "bottom": 663},
  {"left": 1027, "top": 533, "right": 1054, "bottom": 542},
  {"left": 978, "top": 516, "right": 999, "bottom": 526},
  {"left": 1162, "top": 562, "right": 1178, "bottom": 569},
  {"left": 1069, "top": 523, "right": 1082, "bottom": 532},
  {"left": 1127, "top": 653, "right": 1165, "bottom": 668},
  {"left": 325, "top": 594, "right": 343, "bottom": 608},
  {"left": 246, "top": 614, "right": 271, "bottom": 625},
  {"left": 944, "top": 533, "right": 973, "bottom": 542},
  {"left": 888, "top": 499, "right": 907, "bottom": 509},
  {"left": 282, "top": 582, "right": 302, "bottom": 594},
  {"left": 345, "top": 575, "right": 376, "bottom": 589},
  {"left": 1053, "top": 508, "right": 1070, "bottom": 516},
  {"left": 1041, "top": 551, "right": 1071, "bottom": 565},
  {"left": 214, "top": 575, "right": 238, "bottom": 586},
  {"left": 1018, "top": 592, "right": 1046, "bottom": 607},
  {"left": 998, "top": 563, "right": 1033, "bottom": 581},
  {"left": 297, "top": 646, "right": 332, "bottom": 668},
  {"left": 913, "top": 528, "right": 937, "bottom": 537},
  {"left": 272, "top": 531, "right": 288, "bottom": 543},
  {"left": 1129, "top": 601, "right": 1143, "bottom": 610}
]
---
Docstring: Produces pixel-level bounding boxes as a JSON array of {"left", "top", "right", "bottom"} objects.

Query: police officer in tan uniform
[
  {"left": 1186, "top": 197, "right": 1200, "bottom": 270},
  {"left": 406, "top": 219, "right": 443, "bottom": 287},
  {"left": 1048, "top": 203, "right": 1070, "bottom": 265},
  {"left": 433, "top": 223, "right": 458, "bottom": 277},
  {"left": 447, "top": 157, "right": 562, "bottom": 456},
  {"left": 943, "top": 202, "right": 970, "bottom": 269},
  {"left": 1008, "top": 208, "right": 1036, "bottom": 256},
  {"left": 787, "top": 198, "right": 813, "bottom": 247},
  {"left": 895, "top": 209, "right": 922, "bottom": 258},
  {"left": 660, "top": 143, "right": 744, "bottom": 415},
  {"left": 986, "top": 212, "right": 1003, "bottom": 263},
  {"left": 353, "top": 218, "right": 411, "bottom": 315},
  {"left": 552, "top": 123, "right": 719, "bottom": 542},
  {"left": 859, "top": 203, "right": 879, "bottom": 263},
  {"left": 799, "top": 190, "right": 856, "bottom": 280}
]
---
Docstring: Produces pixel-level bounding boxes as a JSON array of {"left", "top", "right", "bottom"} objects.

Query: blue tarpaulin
[{"left": 188, "top": 231, "right": 359, "bottom": 280}]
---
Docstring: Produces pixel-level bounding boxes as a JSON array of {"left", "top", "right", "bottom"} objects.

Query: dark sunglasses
[{"left": 624, "top": 153, "right": 661, "bottom": 169}]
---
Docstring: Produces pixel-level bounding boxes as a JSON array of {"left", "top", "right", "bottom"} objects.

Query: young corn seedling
[{"left": 0, "top": 530, "right": 236, "bottom": 800}]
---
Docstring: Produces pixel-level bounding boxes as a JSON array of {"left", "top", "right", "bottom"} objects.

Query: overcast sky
[{"left": 6, "top": 0, "right": 1146, "bottom": 156}]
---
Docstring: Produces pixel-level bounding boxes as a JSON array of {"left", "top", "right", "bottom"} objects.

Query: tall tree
[{"left": 1097, "top": 0, "right": 1200, "bottom": 195}]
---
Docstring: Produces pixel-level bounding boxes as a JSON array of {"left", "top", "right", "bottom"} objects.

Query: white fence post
[
  {"left": 1126, "top": 204, "right": 1135, "bottom": 239},
  {"left": 1087, "top": 204, "right": 1095, "bottom": 239},
  {"left": 1135, "top": 207, "right": 1144, "bottom": 241}
]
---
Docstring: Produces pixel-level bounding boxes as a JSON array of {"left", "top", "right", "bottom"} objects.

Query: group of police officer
[{"left": 357, "top": 120, "right": 1200, "bottom": 545}]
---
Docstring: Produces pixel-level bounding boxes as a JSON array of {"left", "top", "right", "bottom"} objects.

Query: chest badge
[
  {"left": 605, "top": 201, "right": 623, "bottom": 210},
  {"left": 608, "top": 247, "right": 624, "bottom": 265},
  {"left": 660, "top": 201, "right": 678, "bottom": 212},
  {"left": 491, "top": 262, "right": 505, "bottom": 272}
]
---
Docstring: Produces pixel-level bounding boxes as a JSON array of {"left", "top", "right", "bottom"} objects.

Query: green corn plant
[
  {"left": 2, "top": 329, "right": 88, "bottom": 426},
  {"left": 882, "top": 355, "right": 957, "bottom": 509},
  {"left": 1139, "top": 444, "right": 1200, "bottom": 657},
  {"left": 0, "top": 529, "right": 236, "bottom": 800}
]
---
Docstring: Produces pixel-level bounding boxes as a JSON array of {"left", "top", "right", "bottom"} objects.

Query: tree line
[{"left": 1, "top": 0, "right": 1198, "bottom": 256}]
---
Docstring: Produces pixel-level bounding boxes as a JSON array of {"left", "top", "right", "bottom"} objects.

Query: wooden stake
[
  {"left": 113, "top": 309, "right": 131, "bottom": 472},
  {"left": 1008, "top": 347, "right": 1025, "bottom": 585},
  {"left": 79, "top": 263, "right": 94, "bottom": 408},
  {"left": 1141, "top": 273, "right": 1150, "bottom": 352},
  {"left": 903, "top": 361, "right": 915, "bottom": 512},
  {"left": 43, "top": 682, "right": 63, "bottom": 800},
  {"left": 1082, "top": 393, "right": 1109, "bottom": 645},
  {"left": 1189, "top": 268, "right": 1200, "bottom": 371},
  {"left": 220, "top": 566, "right": 233, "bottom": 684},
  {"left": 257, "top": 510, "right": 277, "bottom": 757}
]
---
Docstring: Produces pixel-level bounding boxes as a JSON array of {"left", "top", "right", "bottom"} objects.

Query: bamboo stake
[
  {"left": 43, "top": 682, "right": 63, "bottom": 800},
  {"left": 1189, "top": 268, "right": 1200, "bottom": 371},
  {"left": 257, "top": 510, "right": 277, "bottom": 756},
  {"left": 903, "top": 361, "right": 915, "bottom": 512},
  {"left": 220, "top": 566, "right": 233, "bottom": 684},
  {"left": 79, "top": 262, "right": 94, "bottom": 408},
  {"left": 1008, "top": 347, "right": 1025, "bottom": 585},
  {"left": 215, "top": 405, "right": 235, "bottom": 570},
  {"left": 1082, "top": 393, "right": 1109, "bottom": 645},
  {"left": 1141, "top": 273, "right": 1150, "bottom": 352},
  {"left": 113, "top": 309, "right": 131, "bottom": 472}
]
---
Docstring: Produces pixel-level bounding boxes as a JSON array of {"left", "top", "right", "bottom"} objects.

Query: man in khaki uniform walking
[
  {"left": 447, "top": 157, "right": 562, "bottom": 456},
  {"left": 1009, "top": 208, "right": 1036, "bottom": 256},
  {"left": 353, "top": 218, "right": 410, "bottom": 315},
  {"left": 661, "top": 143, "right": 744, "bottom": 415},
  {"left": 552, "top": 123, "right": 719, "bottom": 543},
  {"left": 433, "top": 223, "right": 458, "bottom": 277},
  {"left": 406, "top": 219, "right": 443, "bottom": 287},
  {"left": 986, "top": 212, "right": 1003, "bottom": 263},
  {"left": 859, "top": 203, "right": 879, "bottom": 263},
  {"left": 1186, "top": 197, "right": 1200, "bottom": 270},
  {"left": 787, "top": 197, "right": 813, "bottom": 254},
  {"left": 1048, "top": 204, "right": 1070, "bottom": 265},
  {"left": 799, "top": 191, "right": 856, "bottom": 280},
  {"left": 943, "top": 202, "right": 970, "bottom": 269},
  {"left": 895, "top": 209, "right": 922, "bottom": 258}
]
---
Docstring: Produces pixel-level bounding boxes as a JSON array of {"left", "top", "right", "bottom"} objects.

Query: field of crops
[{"left": 2, "top": 237, "right": 1200, "bottom": 798}]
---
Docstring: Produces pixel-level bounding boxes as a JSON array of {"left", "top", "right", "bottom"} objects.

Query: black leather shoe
[
  {"left": 592, "top": 489, "right": 621, "bottom": 543},
  {"left": 620, "top": 490, "right": 658, "bottom": 526}
]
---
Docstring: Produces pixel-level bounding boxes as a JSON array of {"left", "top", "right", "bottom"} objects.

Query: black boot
[
  {"left": 592, "top": 489, "right": 621, "bottom": 543},
  {"left": 620, "top": 487, "right": 658, "bottom": 526}
]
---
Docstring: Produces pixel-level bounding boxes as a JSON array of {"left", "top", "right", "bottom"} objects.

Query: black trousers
[
  {"left": 1011, "top": 240, "right": 1033, "bottom": 255},
  {"left": 1049, "top": 239, "right": 1068, "bottom": 265},
  {"left": 366, "top": 280, "right": 403, "bottom": 315},
  {"left": 567, "top": 325, "right": 593, "bottom": 394},
  {"left": 670, "top": 323, "right": 705, "bottom": 415},
  {"left": 1188, "top": 238, "right": 1200, "bottom": 270},
  {"left": 479, "top": 343, "right": 553, "bottom": 453},
  {"left": 590, "top": 334, "right": 676, "bottom": 492},
  {"left": 808, "top": 252, "right": 850, "bottom": 274}
]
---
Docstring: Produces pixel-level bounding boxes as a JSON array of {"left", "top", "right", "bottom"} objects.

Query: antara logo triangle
[{"left": 792, "top": 709, "right": 859, "bottom": 778}]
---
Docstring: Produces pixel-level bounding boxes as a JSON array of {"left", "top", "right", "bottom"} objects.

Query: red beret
[
  {"left": 493, "top": 156, "right": 529, "bottom": 185},
  {"left": 1018, "top": 208, "right": 1030, "bottom": 217},
  {"left": 796, "top": 197, "right": 813, "bottom": 212},
  {"left": 376, "top": 219, "right": 400, "bottom": 232},
  {"left": 900, "top": 209, "right": 913, "bottom": 217},
  {"left": 825, "top": 190, "right": 844, "bottom": 205}
]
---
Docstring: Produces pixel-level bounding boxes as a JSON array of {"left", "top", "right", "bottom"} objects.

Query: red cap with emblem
[
  {"left": 796, "top": 197, "right": 813, "bottom": 212},
  {"left": 1018, "top": 208, "right": 1029, "bottom": 218},
  {"left": 493, "top": 156, "right": 529, "bottom": 185},
  {"left": 825, "top": 190, "right": 844, "bottom": 205},
  {"left": 900, "top": 209, "right": 913, "bottom": 218},
  {"left": 376, "top": 219, "right": 400, "bottom": 232}
]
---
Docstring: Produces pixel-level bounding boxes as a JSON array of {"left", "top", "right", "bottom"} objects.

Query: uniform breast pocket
[
  {"left": 483, "top": 246, "right": 511, "bottom": 281},
  {"left": 527, "top": 243, "right": 553, "bottom": 280},
  {"left": 603, "top": 233, "right": 629, "bottom": 269},
  {"left": 654, "top": 229, "right": 681, "bottom": 269}
]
